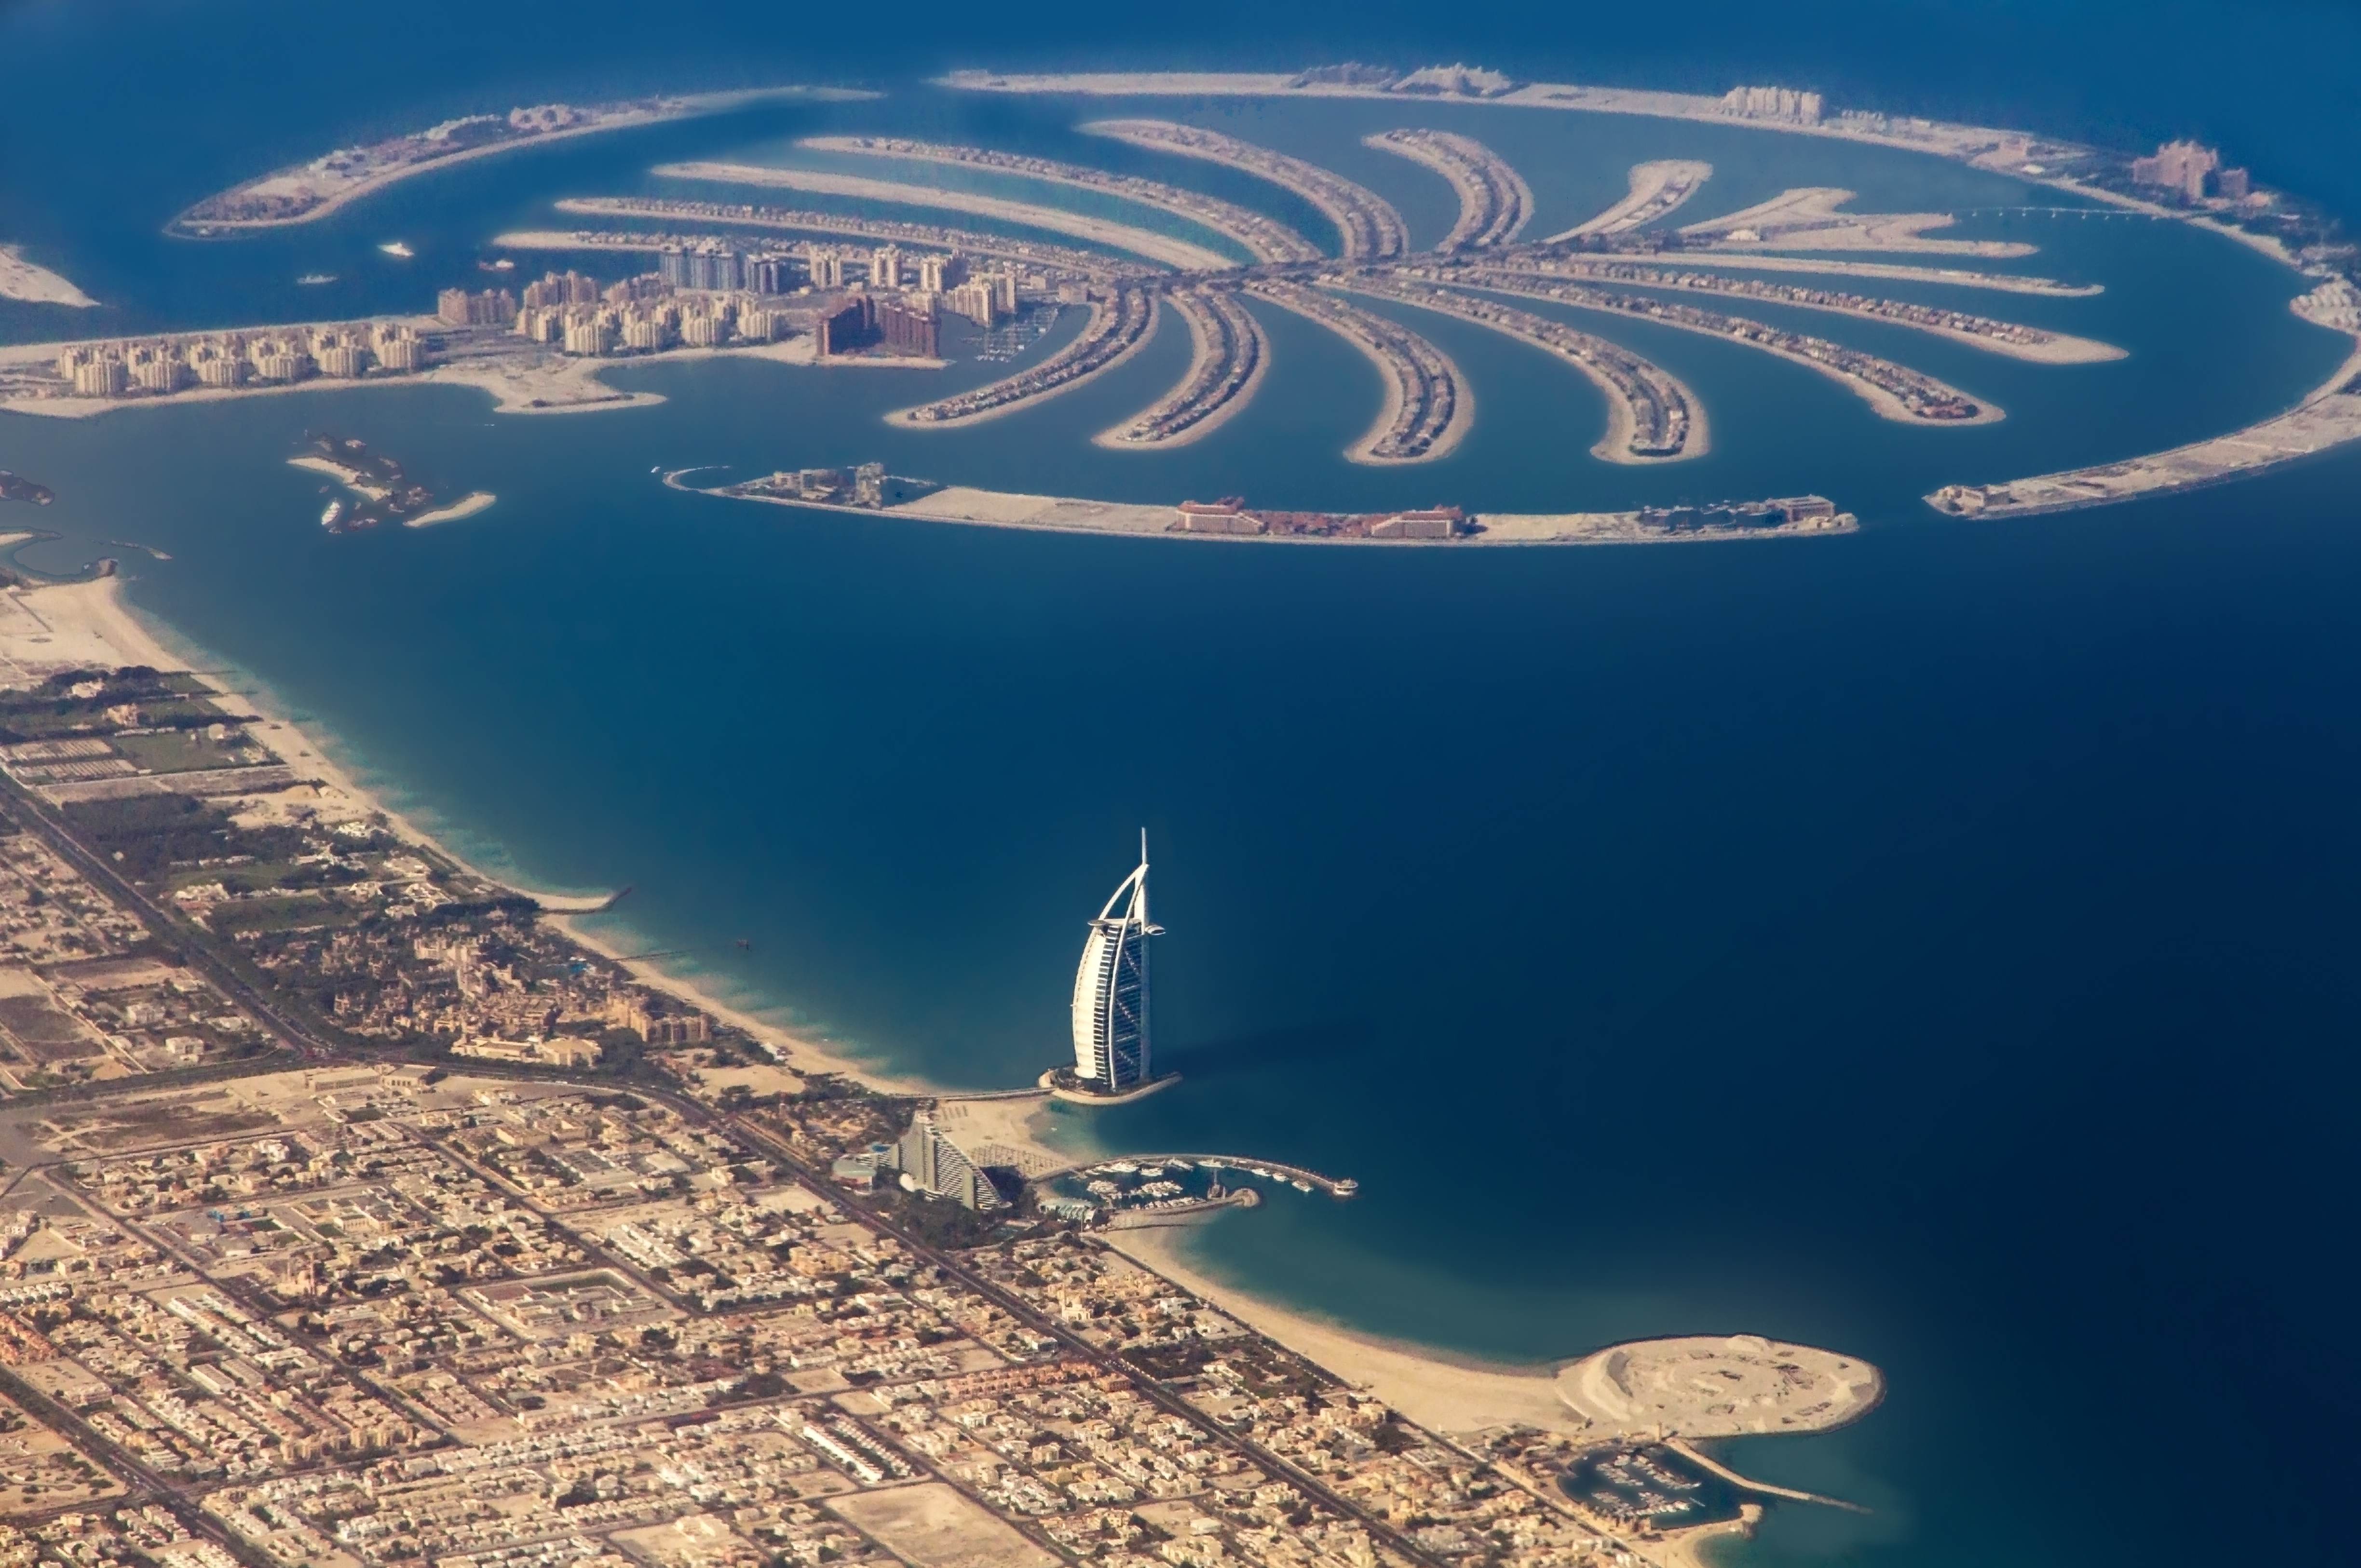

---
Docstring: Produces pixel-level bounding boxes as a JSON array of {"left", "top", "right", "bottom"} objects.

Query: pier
[
  {"left": 1086, "top": 120, "right": 1410, "bottom": 261},
  {"left": 1097, "top": 286, "right": 1267, "bottom": 447},
  {"left": 798, "top": 137, "right": 1318, "bottom": 265},
  {"left": 1034, "top": 1153, "right": 1360, "bottom": 1197},
  {"left": 1247, "top": 280, "right": 1463, "bottom": 462},
  {"left": 1341, "top": 274, "right": 1696, "bottom": 461},
  {"left": 1364, "top": 130, "right": 1533, "bottom": 252}
]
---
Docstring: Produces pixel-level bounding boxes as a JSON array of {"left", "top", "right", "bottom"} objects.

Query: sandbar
[
  {"left": 407, "top": 491, "right": 497, "bottom": 527},
  {"left": 0, "top": 245, "right": 97, "bottom": 309}
]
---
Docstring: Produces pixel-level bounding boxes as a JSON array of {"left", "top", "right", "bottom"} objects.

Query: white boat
[
  {"left": 378, "top": 241, "right": 413, "bottom": 258},
  {"left": 320, "top": 500, "right": 344, "bottom": 527},
  {"left": 296, "top": 273, "right": 337, "bottom": 285}
]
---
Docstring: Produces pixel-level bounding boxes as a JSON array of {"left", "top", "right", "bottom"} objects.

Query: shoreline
[
  {"left": 0, "top": 244, "right": 98, "bottom": 309},
  {"left": 1557, "top": 160, "right": 1715, "bottom": 241},
  {"left": 18, "top": 576, "right": 944, "bottom": 1106}
]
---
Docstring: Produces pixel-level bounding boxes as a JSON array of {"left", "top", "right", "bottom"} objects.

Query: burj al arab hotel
[{"left": 1071, "top": 833, "right": 1164, "bottom": 1094}]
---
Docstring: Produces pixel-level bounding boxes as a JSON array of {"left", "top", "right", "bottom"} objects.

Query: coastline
[
  {"left": 14, "top": 575, "right": 943, "bottom": 1105},
  {"left": 0, "top": 243, "right": 98, "bottom": 309},
  {"left": 1106, "top": 1225, "right": 1582, "bottom": 1435}
]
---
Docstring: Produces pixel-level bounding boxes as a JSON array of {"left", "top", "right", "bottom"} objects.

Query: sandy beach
[
  {"left": 0, "top": 575, "right": 936, "bottom": 1101},
  {"left": 1243, "top": 282, "right": 1470, "bottom": 465},
  {"left": 0, "top": 244, "right": 98, "bottom": 309},
  {"left": 1107, "top": 1226, "right": 1581, "bottom": 1436}
]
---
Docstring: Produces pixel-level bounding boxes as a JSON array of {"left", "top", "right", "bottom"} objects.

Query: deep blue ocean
[{"left": 5, "top": 5, "right": 2361, "bottom": 1567}]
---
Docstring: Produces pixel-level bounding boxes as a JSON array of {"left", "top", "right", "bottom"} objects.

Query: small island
[{"left": 290, "top": 433, "right": 493, "bottom": 531}]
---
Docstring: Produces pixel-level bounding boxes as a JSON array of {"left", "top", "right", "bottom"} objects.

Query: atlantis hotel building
[{"left": 1071, "top": 836, "right": 1162, "bottom": 1092}]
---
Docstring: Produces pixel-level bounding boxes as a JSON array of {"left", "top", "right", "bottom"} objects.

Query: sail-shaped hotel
[{"left": 1070, "top": 833, "right": 1163, "bottom": 1094}]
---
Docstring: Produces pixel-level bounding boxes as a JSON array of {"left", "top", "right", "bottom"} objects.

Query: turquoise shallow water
[{"left": 5, "top": 11, "right": 2361, "bottom": 1568}]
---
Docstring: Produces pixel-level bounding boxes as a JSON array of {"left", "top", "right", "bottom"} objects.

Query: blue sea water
[{"left": 5, "top": 5, "right": 2361, "bottom": 1568}]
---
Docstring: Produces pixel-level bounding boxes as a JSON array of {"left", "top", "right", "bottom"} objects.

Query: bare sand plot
[
  {"left": 828, "top": 1483, "right": 1059, "bottom": 1568},
  {"left": 1556, "top": 160, "right": 1713, "bottom": 240},
  {"left": 1684, "top": 186, "right": 2036, "bottom": 257}
]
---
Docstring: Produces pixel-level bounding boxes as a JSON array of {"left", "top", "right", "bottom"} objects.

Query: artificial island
[
  {"left": 9, "top": 62, "right": 2359, "bottom": 545},
  {"left": 0, "top": 572, "right": 1882, "bottom": 1568}
]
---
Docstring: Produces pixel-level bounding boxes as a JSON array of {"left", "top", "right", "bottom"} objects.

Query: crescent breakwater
[
  {"left": 168, "top": 87, "right": 861, "bottom": 236},
  {"left": 672, "top": 468, "right": 1851, "bottom": 546},
  {"left": 1095, "top": 286, "right": 1269, "bottom": 448},
  {"left": 1364, "top": 129, "right": 1534, "bottom": 252},
  {"left": 1423, "top": 264, "right": 2002, "bottom": 425},
  {"left": 652, "top": 160, "right": 1231, "bottom": 270},
  {"left": 1929, "top": 332, "right": 2361, "bottom": 518},
  {"left": 1243, "top": 281, "right": 1465, "bottom": 464},
  {"left": 793, "top": 137, "right": 1317, "bottom": 265},
  {"left": 1339, "top": 274, "right": 1699, "bottom": 462},
  {"left": 1082, "top": 119, "right": 1411, "bottom": 261}
]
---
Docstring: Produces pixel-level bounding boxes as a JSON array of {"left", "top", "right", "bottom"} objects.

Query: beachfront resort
[{"left": 0, "top": 572, "right": 1879, "bottom": 1568}]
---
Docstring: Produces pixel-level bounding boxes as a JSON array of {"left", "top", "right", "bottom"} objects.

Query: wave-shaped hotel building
[{"left": 1069, "top": 835, "right": 1162, "bottom": 1095}]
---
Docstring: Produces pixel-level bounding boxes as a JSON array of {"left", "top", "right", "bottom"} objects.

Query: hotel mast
[{"left": 1071, "top": 832, "right": 1162, "bottom": 1091}]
